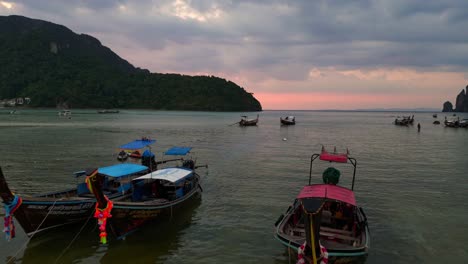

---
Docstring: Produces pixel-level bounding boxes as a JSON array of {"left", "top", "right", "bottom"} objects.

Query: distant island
[
  {"left": 0, "top": 15, "right": 262, "bottom": 111},
  {"left": 442, "top": 85, "right": 468, "bottom": 112}
]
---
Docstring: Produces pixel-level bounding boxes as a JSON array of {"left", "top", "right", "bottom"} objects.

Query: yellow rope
[{"left": 310, "top": 214, "right": 317, "bottom": 264}]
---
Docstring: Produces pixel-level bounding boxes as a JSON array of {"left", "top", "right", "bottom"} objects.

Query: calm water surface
[{"left": 0, "top": 109, "right": 467, "bottom": 264}]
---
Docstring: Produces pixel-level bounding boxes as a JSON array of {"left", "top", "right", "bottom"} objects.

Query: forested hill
[{"left": 0, "top": 15, "right": 262, "bottom": 111}]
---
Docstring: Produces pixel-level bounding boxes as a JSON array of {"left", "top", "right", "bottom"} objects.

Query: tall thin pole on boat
[{"left": 349, "top": 157, "right": 357, "bottom": 191}]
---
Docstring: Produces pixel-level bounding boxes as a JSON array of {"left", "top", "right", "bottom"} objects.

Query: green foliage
[{"left": 0, "top": 15, "right": 262, "bottom": 111}]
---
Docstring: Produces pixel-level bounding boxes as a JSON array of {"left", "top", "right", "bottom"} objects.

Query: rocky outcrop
[
  {"left": 443, "top": 86, "right": 468, "bottom": 112},
  {"left": 465, "top": 86, "right": 468, "bottom": 112},
  {"left": 455, "top": 89, "right": 466, "bottom": 112},
  {"left": 443, "top": 101, "right": 453, "bottom": 112}
]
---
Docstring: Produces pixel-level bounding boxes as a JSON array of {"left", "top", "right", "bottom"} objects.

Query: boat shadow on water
[
  {"left": 11, "top": 198, "right": 201, "bottom": 263},
  {"left": 100, "top": 197, "right": 202, "bottom": 263}
]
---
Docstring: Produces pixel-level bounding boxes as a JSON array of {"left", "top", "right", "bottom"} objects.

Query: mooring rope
[
  {"left": 54, "top": 210, "right": 94, "bottom": 263},
  {"left": 7, "top": 200, "right": 58, "bottom": 264}
]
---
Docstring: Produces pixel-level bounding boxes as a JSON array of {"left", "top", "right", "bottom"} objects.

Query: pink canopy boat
[{"left": 275, "top": 147, "right": 370, "bottom": 264}]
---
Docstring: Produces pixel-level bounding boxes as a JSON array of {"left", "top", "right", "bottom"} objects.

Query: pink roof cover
[
  {"left": 319, "top": 151, "right": 348, "bottom": 163},
  {"left": 297, "top": 184, "right": 356, "bottom": 206}
]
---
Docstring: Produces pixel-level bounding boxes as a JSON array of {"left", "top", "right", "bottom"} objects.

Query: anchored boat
[
  {"left": 86, "top": 166, "right": 202, "bottom": 242},
  {"left": 281, "top": 116, "right": 296, "bottom": 125},
  {"left": 0, "top": 164, "right": 149, "bottom": 239},
  {"left": 117, "top": 138, "right": 156, "bottom": 161},
  {"left": 239, "top": 114, "right": 259, "bottom": 126},
  {"left": 275, "top": 147, "right": 370, "bottom": 264},
  {"left": 87, "top": 147, "right": 205, "bottom": 242}
]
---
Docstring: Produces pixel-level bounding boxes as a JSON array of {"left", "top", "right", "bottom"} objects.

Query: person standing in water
[{"left": 417, "top": 123, "right": 421, "bottom": 132}]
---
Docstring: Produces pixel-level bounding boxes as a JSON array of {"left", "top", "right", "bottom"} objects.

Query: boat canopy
[
  {"left": 319, "top": 150, "right": 348, "bottom": 163},
  {"left": 297, "top": 184, "right": 356, "bottom": 206},
  {"left": 142, "top": 149, "right": 155, "bottom": 158},
  {"left": 165, "top": 146, "right": 192, "bottom": 156},
  {"left": 119, "top": 139, "right": 156, "bottom": 150},
  {"left": 134, "top": 167, "right": 193, "bottom": 183},
  {"left": 98, "top": 164, "right": 148, "bottom": 178}
]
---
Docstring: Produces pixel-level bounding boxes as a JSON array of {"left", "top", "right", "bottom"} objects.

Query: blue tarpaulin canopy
[
  {"left": 98, "top": 164, "right": 148, "bottom": 178},
  {"left": 142, "top": 149, "right": 155, "bottom": 158},
  {"left": 165, "top": 147, "right": 192, "bottom": 156},
  {"left": 119, "top": 139, "right": 156, "bottom": 150}
]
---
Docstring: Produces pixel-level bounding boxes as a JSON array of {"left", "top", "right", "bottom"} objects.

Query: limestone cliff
[
  {"left": 442, "top": 101, "right": 453, "bottom": 112},
  {"left": 443, "top": 85, "right": 468, "bottom": 113},
  {"left": 455, "top": 89, "right": 466, "bottom": 112}
]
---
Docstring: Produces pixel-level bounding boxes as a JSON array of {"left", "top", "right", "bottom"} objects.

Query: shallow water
[{"left": 0, "top": 109, "right": 467, "bottom": 263}]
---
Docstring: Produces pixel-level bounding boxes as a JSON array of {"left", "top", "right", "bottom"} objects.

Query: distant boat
[
  {"left": 58, "top": 110, "right": 71, "bottom": 117},
  {"left": 280, "top": 116, "right": 296, "bottom": 125},
  {"left": 433, "top": 120, "right": 440, "bottom": 125},
  {"left": 98, "top": 109, "right": 119, "bottom": 114},
  {"left": 118, "top": 138, "right": 156, "bottom": 161},
  {"left": 239, "top": 114, "right": 259, "bottom": 126},
  {"left": 394, "top": 118, "right": 409, "bottom": 126},
  {"left": 444, "top": 117, "right": 467, "bottom": 128},
  {"left": 433, "top": 114, "right": 437, "bottom": 118}
]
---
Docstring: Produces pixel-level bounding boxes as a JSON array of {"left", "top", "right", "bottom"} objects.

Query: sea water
[{"left": 0, "top": 109, "right": 467, "bottom": 263}]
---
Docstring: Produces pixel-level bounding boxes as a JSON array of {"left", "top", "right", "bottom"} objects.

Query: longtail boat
[
  {"left": 239, "top": 114, "right": 259, "bottom": 126},
  {"left": 281, "top": 116, "right": 296, "bottom": 125},
  {"left": 274, "top": 147, "right": 370, "bottom": 264},
  {"left": 117, "top": 138, "right": 156, "bottom": 161},
  {"left": 86, "top": 166, "right": 202, "bottom": 243},
  {"left": 0, "top": 163, "right": 149, "bottom": 239}
]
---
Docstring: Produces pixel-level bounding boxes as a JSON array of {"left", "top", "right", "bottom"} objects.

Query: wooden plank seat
[
  {"left": 319, "top": 231, "right": 358, "bottom": 242},
  {"left": 320, "top": 226, "right": 353, "bottom": 235}
]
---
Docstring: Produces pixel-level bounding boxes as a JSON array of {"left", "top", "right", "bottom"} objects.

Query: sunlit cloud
[
  {"left": 0, "top": 1, "right": 13, "bottom": 9},
  {"left": 162, "top": 0, "right": 223, "bottom": 22}
]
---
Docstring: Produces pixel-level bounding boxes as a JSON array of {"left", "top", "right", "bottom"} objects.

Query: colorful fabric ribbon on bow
[
  {"left": 94, "top": 196, "right": 113, "bottom": 244},
  {"left": 3, "top": 195, "right": 22, "bottom": 241}
]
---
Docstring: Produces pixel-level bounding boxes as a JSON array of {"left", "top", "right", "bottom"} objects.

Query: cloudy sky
[{"left": 1, "top": 0, "right": 467, "bottom": 110}]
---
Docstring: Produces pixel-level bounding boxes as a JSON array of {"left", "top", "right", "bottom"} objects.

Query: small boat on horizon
[
  {"left": 58, "top": 109, "right": 71, "bottom": 117},
  {"left": 239, "top": 114, "right": 259, "bottom": 126},
  {"left": 274, "top": 147, "right": 370, "bottom": 264},
  {"left": 281, "top": 116, "right": 296, "bottom": 125},
  {"left": 97, "top": 109, "right": 119, "bottom": 114},
  {"left": 444, "top": 116, "right": 468, "bottom": 128}
]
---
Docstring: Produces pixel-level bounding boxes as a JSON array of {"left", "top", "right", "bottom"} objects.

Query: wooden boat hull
[
  {"left": 239, "top": 115, "right": 259, "bottom": 126},
  {"left": 239, "top": 120, "right": 258, "bottom": 126},
  {"left": 12, "top": 197, "right": 95, "bottom": 236},
  {"left": 108, "top": 184, "right": 202, "bottom": 239},
  {"left": 7, "top": 189, "right": 124, "bottom": 236}
]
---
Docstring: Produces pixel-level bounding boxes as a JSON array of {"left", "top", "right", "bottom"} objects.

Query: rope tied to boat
[
  {"left": 319, "top": 242, "right": 328, "bottom": 264},
  {"left": 94, "top": 196, "right": 113, "bottom": 244},
  {"left": 296, "top": 241, "right": 328, "bottom": 264},
  {"left": 3, "top": 194, "right": 22, "bottom": 241},
  {"left": 296, "top": 241, "right": 306, "bottom": 264}
]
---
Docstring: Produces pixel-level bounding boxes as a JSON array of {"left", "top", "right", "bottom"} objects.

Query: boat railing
[{"left": 308, "top": 152, "right": 357, "bottom": 190}]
